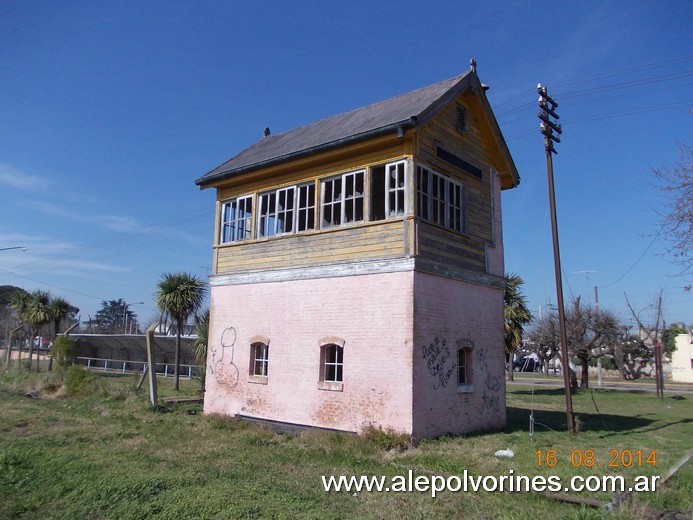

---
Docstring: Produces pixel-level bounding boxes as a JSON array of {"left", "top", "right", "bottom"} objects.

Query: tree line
[
  {"left": 504, "top": 275, "right": 687, "bottom": 389},
  {"left": 1, "top": 272, "right": 209, "bottom": 391}
]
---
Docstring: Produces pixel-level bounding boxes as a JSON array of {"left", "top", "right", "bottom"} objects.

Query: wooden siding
[
  {"left": 415, "top": 221, "right": 486, "bottom": 273},
  {"left": 216, "top": 219, "right": 407, "bottom": 275},
  {"left": 415, "top": 90, "right": 495, "bottom": 272},
  {"left": 216, "top": 135, "right": 413, "bottom": 200},
  {"left": 209, "top": 91, "right": 503, "bottom": 281}
]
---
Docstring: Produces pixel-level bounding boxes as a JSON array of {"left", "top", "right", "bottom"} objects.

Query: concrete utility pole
[{"left": 538, "top": 84, "right": 576, "bottom": 434}]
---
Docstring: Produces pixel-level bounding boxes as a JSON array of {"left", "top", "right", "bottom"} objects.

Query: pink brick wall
[
  {"left": 204, "top": 270, "right": 416, "bottom": 434},
  {"left": 412, "top": 272, "right": 506, "bottom": 438}
]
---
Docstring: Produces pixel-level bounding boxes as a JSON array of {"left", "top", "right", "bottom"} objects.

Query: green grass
[{"left": 0, "top": 367, "right": 690, "bottom": 519}]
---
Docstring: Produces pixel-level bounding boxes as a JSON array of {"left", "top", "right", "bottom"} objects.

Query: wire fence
[{"left": 73, "top": 356, "right": 203, "bottom": 379}]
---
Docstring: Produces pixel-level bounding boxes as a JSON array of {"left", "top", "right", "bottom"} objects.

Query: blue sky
[{"left": 1, "top": 1, "right": 691, "bottom": 328}]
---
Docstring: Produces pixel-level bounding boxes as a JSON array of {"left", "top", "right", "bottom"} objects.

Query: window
[
  {"left": 321, "top": 171, "right": 364, "bottom": 228},
  {"left": 458, "top": 349, "right": 468, "bottom": 385},
  {"left": 250, "top": 342, "right": 269, "bottom": 377},
  {"left": 387, "top": 162, "right": 406, "bottom": 217},
  {"left": 323, "top": 344, "right": 343, "bottom": 382},
  {"left": 297, "top": 183, "right": 316, "bottom": 232},
  {"left": 457, "top": 339, "right": 474, "bottom": 393},
  {"left": 318, "top": 338, "right": 345, "bottom": 391},
  {"left": 258, "top": 186, "right": 295, "bottom": 237},
  {"left": 417, "top": 166, "right": 467, "bottom": 233},
  {"left": 371, "top": 161, "right": 407, "bottom": 221},
  {"left": 220, "top": 196, "right": 253, "bottom": 243}
]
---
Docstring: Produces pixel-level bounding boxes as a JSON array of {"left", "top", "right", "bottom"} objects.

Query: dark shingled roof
[{"left": 196, "top": 71, "right": 473, "bottom": 186}]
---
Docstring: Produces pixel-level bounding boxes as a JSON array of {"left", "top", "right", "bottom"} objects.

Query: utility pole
[
  {"left": 538, "top": 84, "right": 576, "bottom": 434},
  {"left": 594, "top": 285, "right": 603, "bottom": 388}
]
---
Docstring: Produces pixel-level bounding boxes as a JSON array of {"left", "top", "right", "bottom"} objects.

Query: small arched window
[
  {"left": 248, "top": 335, "right": 270, "bottom": 384},
  {"left": 457, "top": 339, "right": 475, "bottom": 393},
  {"left": 318, "top": 337, "right": 345, "bottom": 391},
  {"left": 251, "top": 342, "right": 269, "bottom": 377}
]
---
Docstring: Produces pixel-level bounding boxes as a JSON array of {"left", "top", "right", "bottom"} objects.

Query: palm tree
[
  {"left": 10, "top": 289, "right": 52, "bottom": 371},
  {"left": 192, "top": 309, "right": 210, "bottom": 391},
  {"left": 504, "top": 273, "right": 532, "bottom": 382},
  {"left": 47, "top": 297, "right": 76, "bottom": 371},
  {"left": 8, "top": 289, "right": 30, "bottom": 365},
  {"left": 48, "top": 296, "right": 73, "bottom": 336},
  {"left": 155, "top": 272, "right": 207, "bottom": 391}
]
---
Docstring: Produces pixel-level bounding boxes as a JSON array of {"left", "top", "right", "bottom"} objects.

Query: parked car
[
  {"left": 513, "top": 357, "right": 539, "bottom": 372},
  {"left": 33, "top": 336, "right": 53, "bottom": 351}
]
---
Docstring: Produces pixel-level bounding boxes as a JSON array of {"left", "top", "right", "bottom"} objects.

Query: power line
[{"left": 599, "top": 234, "right": 660, "bottom": 289}]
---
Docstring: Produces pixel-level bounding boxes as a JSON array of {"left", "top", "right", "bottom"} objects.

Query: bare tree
[
  {"left": 653, "top": 143, "right": 692, "bottom": 290},
  {"left": 526, "top": 298, "right": 621, "bottom": 388},
  {"left": 526, "top": 313, "right": 559, "bottom": 374}
]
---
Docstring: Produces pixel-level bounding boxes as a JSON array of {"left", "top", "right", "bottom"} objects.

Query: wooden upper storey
[{"left": 197, "top": 66, "right": 520, "bottom": 281}]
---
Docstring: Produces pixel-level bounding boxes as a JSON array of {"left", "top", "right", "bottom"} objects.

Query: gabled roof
[{"left": 196, "top": 68, "right": 519, "bottom": 188}]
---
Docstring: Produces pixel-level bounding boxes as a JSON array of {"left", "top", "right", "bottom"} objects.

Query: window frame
[
  {"left": 248, "top": 340, "right": 269, "bottom": 384},
  {"left": 318, "top": 337, "right": 345, "bottom": 391},
  {"left": 258, "top": 185, "right": 296, "bottom": 238},
  {"left": 320, "top": 170, "right": 365, "bottom": 229},
  {"left": 457, "top": 339, "right": 475, "bottom": 393},
  {"left": 386, "top": 160, "right": 407, "bottom": 218},
  {"left": 220, "top": 195, "right": 253, "bottom": 244}
]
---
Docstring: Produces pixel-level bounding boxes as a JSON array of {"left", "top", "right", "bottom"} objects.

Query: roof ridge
[
  {"left": 264, "top": 72, "right": 469, "bottom": 142},
  {"left": 197, "top": 70, "right": 472, "bottom": 185}
]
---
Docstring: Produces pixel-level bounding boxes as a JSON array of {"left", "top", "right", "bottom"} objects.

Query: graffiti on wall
[
  {"left": 210, "top": 326, "right": 239, "bottom": 387},
  {"left": 477, "top": 346, "right": 501, "bottom": 415},
  {"left": 421, "top": 337, "right": 456, "bottom": 390}
]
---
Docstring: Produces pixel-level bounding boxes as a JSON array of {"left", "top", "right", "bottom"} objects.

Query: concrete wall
[
  {"left": 671, "top": 333, "right": 693, "bottom": 383},
  {"left": 204, "top": 270, "right": 415, "bottom": 434},
  {"left": 412, "top": 272, "right": 506, "bottom": 438}
]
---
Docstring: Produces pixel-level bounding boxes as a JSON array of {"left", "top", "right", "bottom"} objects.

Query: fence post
[
  {"left": 5, "top": 325, "right": 23, "bottom": 369},
  {"left": 145, "top": 323, "right": 158, "bottom": 408}
]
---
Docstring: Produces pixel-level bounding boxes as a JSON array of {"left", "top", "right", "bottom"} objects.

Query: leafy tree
[
  {"left": 155, "top": 272, "right": 207, "bottom": 391},
  {"left": 92, "top": 299, "right": 137, "bottom": 334},
  {"left": 663, "top": 323, "right": 688, "bottom": 357},
  {"left": 653, "top": 143, "right": 692, "bottom": 290},
  {"left": 503, "top": 273, "right": 532, "bottom": 381},
  {"left": 51, "top": 335, "right": 75, "bottom": 372},
  {"left": 192, "top": 309, "right": 210, "bottom": 390}
]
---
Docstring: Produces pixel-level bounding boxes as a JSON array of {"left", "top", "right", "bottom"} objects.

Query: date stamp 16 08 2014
[{"left": 535, "top": 449, "right": 657, "bottom": 468}]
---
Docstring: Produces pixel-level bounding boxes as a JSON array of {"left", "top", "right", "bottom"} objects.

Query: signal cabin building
[{"left": 196, "top": 63, "right": 520, "bottom": 439}]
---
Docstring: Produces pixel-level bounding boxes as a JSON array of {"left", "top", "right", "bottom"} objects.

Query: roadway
[{"left": 508, "top": 372, "right": 693, "bottom": 394}]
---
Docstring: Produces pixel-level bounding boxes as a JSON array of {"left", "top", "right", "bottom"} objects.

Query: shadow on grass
[
  {"left": 506, "top": 406, "right": 648, "bottom": 434},
  {"left": 506, "top": 405, "right": 693, "bottom": 436}
]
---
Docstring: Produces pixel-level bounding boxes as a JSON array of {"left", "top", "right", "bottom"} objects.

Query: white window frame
[
  {"left": 258, "top": 186, "right": 296, "bottom": 238},
  {"left": 386, "top": 161, "right": 407, "bottom": 217},
  {"left": 296, "top": 182, "right": 316, "bottom": 232},
  {"left": 220, "top": 195, "right": 253, "bottom": 243},
  {"left": 321, "top": 170, "right": 365, "bottom": 229},
  {"left": 257, "top": 182, "right": 316, "bottom": 238},
  {"left": 318, "top": 339, "right": 345, "bottom": 391},
  {"left": 251, "top": 342, "right": 269, "bottom": 377}
]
